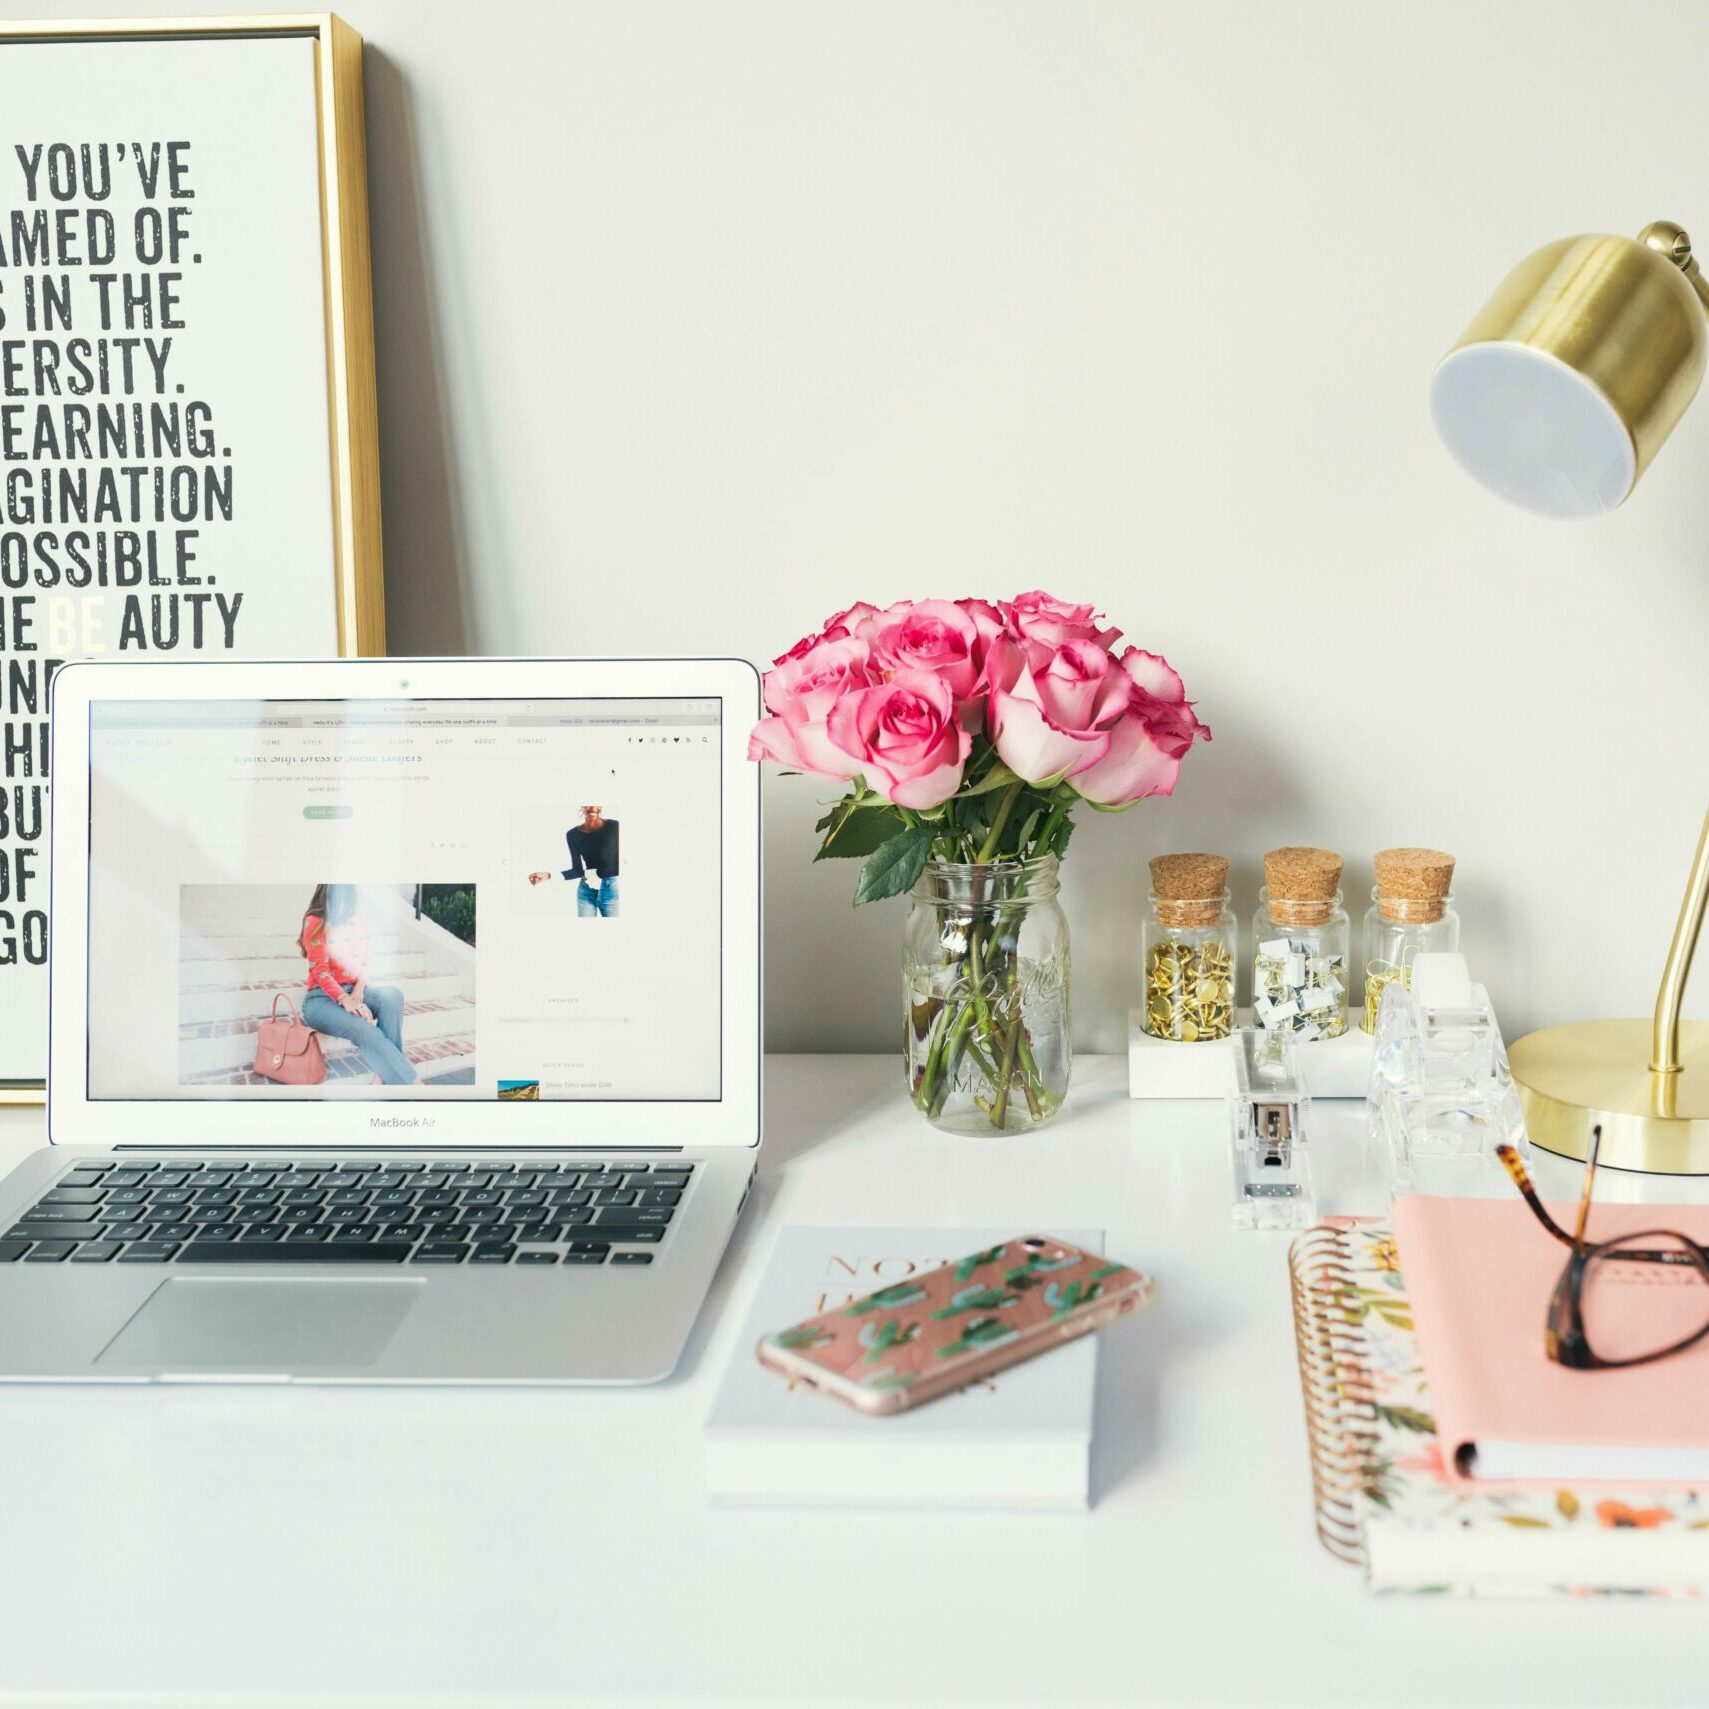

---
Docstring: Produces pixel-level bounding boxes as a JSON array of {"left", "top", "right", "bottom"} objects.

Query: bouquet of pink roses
[
  {"left": 749, "top": 590, "right": 1209, "bottom": 901},
  {"left": 749, "top": 591, "right": 1209, "bottom": 1133}
]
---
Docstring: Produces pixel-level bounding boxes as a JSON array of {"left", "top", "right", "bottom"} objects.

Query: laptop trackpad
[{"left": 96, "top": 1278, "right": 422, "bottom": 1373}]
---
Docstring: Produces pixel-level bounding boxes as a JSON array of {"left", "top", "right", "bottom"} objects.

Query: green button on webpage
[{"left": 303, "top": 805, "right": 353, "bottom": 819}]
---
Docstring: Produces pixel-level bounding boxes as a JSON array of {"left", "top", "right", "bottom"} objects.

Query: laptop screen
[{"left": 83, "top": 696, "right": 723, "bottom": 1104}]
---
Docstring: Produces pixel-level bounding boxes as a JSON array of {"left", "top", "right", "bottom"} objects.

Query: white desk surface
[{"left": 0, "top": 1054, "right": 1704, "bottom": 1709}]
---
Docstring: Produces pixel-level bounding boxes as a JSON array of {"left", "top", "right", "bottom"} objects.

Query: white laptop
[{"left": 0, "top": 656, "right": 761, "bottom": 1384}]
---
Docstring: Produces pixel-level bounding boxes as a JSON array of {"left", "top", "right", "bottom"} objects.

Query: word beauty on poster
[{"left": 0, "top": 18, "right": 383, "bottom": 1096}]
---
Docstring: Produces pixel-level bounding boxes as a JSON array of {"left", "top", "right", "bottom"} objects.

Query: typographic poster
[{"left": 0, "top": 37, "right": 342, "bottom": 1081}]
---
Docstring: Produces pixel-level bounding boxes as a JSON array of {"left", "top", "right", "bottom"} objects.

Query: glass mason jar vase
[
  {"left": 1141, "top": 888, "right": 1236, "bottom": 1041},
  {"left": 903, "top": 855, "right": 1071, "bottom": 1134},
  {"left": 1251, "top": 885, "right": 1350, "bottom": 1039}
]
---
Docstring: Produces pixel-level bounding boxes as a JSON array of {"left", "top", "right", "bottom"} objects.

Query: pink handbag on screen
[{"left": 252, "top": 992, "right": 328, "bottom": 1086}]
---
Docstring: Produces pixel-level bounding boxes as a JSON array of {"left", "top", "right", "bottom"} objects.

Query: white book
[{"left": 705, "top": 1226, "right": 1102, "bottom": 1510}]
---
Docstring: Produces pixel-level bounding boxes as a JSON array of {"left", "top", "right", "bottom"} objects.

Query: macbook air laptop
[{"left": 0, "top": 656, "right": 761, "bottom": 1383}]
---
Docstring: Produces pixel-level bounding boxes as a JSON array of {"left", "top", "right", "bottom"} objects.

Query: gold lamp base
[{"left": 1511, "top": 1018, "right": 1709, "bottom": 1175}]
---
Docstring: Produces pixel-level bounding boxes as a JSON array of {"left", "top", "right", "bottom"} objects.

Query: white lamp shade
[{"left": 1431, "top": 343, "right": 1635, "bottom": 520}]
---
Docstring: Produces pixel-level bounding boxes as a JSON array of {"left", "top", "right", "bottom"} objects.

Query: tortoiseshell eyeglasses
[{"left": 1496, "top": 1127, "right": 1709, "bottom": 1371}]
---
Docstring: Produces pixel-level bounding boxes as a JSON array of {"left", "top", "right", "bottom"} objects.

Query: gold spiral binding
[{"left": 1289, "top": 1225, "right": 1381, "bottom": 1567}]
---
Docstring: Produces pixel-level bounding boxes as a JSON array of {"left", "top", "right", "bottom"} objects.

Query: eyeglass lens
[{"left": 1578, "top": 1234, "right": 1709, "bottom": 1365}]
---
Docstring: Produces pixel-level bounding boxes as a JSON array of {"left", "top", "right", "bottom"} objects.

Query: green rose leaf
[
  {"left": 852, "top": 824, "right": 935, "bottom": 906},
  {"left": 815, "top": 798, "right": 908, "bottom": 860},
  {"left": 955, "top": 764, "right": 1019, "bottom": 799}
]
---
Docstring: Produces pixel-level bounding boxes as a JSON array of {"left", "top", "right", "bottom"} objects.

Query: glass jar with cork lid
[
  {"left": 1252, "top": 847, "right": 1349, "bottom": 1039},
  {"left": 1141, "top": 853, "right": 1236, "bottom": 1042},
  {"left": 1360, "top": 847, "right": 1459, "bottom": 1033}
]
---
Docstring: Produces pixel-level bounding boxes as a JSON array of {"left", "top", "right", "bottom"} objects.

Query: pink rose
[
  {"left": 747, "top": 715, "right": 860, "bottom": 778},
  {"left": 826, "top": 669, "right": 970, "bottom": 808},
  {"left": 957, "top": 597, "right": 1022, "bottom": 704},
  {"left": 747, "top": 634, "right": 877, "bottom": 780},
  {"left": 1067, "top": 710, "right": 1185, "bottom": 805},
  {"left": 955, "top": 597, "right": 1007, "bottom": 668},
  {"left": 749, "top": 596, "right": 1208, "bottom": 816},
  {"left": 763, "top": 634, "right": 874, "bottom": 723},
  {"left": 867, "top": 599, "right": 981, "bottom": 702},
  {"left": 987, "top": 641, "right": 1129, "bottom": 783},
  {"left": 1001, "top": 590, "right": 1121, "bottom": 668},
  {"left": 771, "top": 600, "right": 882, "bottom": 665},
  {"left": 822, "top": 601, "right": 880, "bottom": 640},
  {"left": 1070, "top": 648, "right": 1211, "bottom": 806},
  {"left": 1117, "top": 648, "right": 1211, "bottom": 757}
]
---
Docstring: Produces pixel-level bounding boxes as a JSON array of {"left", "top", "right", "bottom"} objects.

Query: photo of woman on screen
[
  {"left": 299, "top": 883, "right": 419, "bottom": 1085},
  {"left": 176, "top": 882, "right": 477, "bottom": 1091},
  {"left": 526, "top": 804, "right": 620, "bottom": 917}
]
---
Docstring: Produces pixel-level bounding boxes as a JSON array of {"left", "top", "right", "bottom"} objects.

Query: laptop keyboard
[{"left": 0, "top": 1159, "right": 696, "bottom": 1267}]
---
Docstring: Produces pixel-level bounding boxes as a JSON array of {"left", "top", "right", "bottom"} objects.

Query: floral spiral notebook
[{"left": 1290, "top": 1220, "right": 1709, "bottom": 1597}]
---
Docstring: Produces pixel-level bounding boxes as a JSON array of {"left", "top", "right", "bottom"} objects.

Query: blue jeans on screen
[
  {"left": 577, "top": 875, "right": 619, "bottom": 918},
  {"left": 302, "top": 983, "right": 418, "bottom": 1084}
]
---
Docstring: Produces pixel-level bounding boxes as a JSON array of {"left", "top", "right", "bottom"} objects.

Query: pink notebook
[{"left": 1395, "top": 1194, "right": 1709, "bottom": 1486}]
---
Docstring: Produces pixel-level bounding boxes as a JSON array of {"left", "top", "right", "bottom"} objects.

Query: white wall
[{"left": 35, "top": 0, "right": 1709, "bottom": 1052}]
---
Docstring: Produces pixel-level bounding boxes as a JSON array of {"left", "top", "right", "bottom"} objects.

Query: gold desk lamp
[{"left": 1431, "top": 219, "right": 1709, "bottom": 1173}]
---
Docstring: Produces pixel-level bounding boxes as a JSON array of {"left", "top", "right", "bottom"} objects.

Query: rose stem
[
  {"left": 1033, "top": 798, "right": 1068, "bottom": 855},
  {"left": 990, "top": 978, "right": 1024, "bottom": 1127},
  {"left": 977, "top": 781, "right": 1025, "bottom": 864},
  {"left": 911, "top": 1004, "right": 948, "bottom": 1107}
]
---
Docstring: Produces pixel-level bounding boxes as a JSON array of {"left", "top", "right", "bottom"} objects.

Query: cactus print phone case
[{"left": 756, "top": 1236, "right": 1153, "bottom": 1416}]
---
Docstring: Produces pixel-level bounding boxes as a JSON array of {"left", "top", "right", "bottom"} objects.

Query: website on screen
[{"left": 84, "top": 697, "right": 723, "bottom": 1101}]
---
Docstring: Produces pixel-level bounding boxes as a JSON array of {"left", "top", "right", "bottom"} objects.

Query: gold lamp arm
[
  {"left": 1653, "top": 805, "right": 1709, "bottom": 1074},
  {"left": 1637, "top": 219, "right": 1709, "bottom": 1076}
]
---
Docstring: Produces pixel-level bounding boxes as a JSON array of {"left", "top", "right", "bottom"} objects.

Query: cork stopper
[
  {"left": 1263, "top": 846, "right": 1343, "bottom": 926},
  {"left": 1149, "top": 853, "right": 1228, "bottom": 927},
  {"left": 1263, "top": 847, "right": 1342, "bottom": 900},
  {"left": 1374, "top": 846, "right": 1455, "bottom": 924}
]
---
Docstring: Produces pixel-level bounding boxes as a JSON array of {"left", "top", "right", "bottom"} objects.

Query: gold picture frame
[{"left": 0, "top": 14, "right": 384, "bottom": 1102}]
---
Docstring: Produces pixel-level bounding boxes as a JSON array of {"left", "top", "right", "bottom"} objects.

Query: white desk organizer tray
[{"left": 1127, "top": 1007, "right": 1375, "bottom": 1100}]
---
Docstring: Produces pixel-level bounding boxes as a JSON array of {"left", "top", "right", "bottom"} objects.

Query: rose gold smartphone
[{"left": 755, "top": 1235, "right": 1154, "bottom": 1416}]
